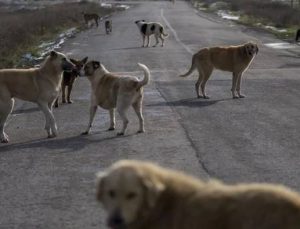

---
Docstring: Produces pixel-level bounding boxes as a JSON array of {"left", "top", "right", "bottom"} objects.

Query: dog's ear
[
  {"left": 82, "top": 57, "right": 88, "bottom": 64},
  {"left": 96, "top": 171, "right": 108, "bottom": 202},
  {"left": 70, "top": 58, "right": 78, "bottom": 65},
  {"left": 141, "top": 174, "right": 165, "bottom": 208},
  {"left": 93, "top": 61, "right": 100, "bottom": 70},
  {"left": 50, "top": 51, "right": 58, "bottom": 59}
]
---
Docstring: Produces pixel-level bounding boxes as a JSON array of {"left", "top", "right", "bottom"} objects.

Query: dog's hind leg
[
  {"left": 236, "top": 72, "right": 245, "bottom": 98},
  {"left": 153, "top": 35, "right": 159, "bottom": 47},
  {"left": 82, "top": 105, "right": 97, "bottom": 135},
  {"left": 132, "top": 98, "right": 144, "bottom": 134},
  {"left": 62, "top": 84, "right": 67, "bottom": 104},
  {"left": 146, "top": 36, "right": 150, "bottom": 47},
  {"left": 159, "top": 34, "right": 165, "bottom": 47},
  {"left": 108, "top": 108, "right": 115, "bottom": 131},
  {"left": 38, "top": 102, "right": 57, "bottom": 138},
  {"left": 116, "top": 101, "right": 130, "bottom": 136},
  {"left": 142, "top": 36, "right": 145, "bottom": 47},
  {"left": 200, "top": 65, "right": 213, "bottom": 99},
  {"left": 0, "top": 98, "right": 14, "bottom": 143},
  {"left": 67, "top": 85, "right": 73, "bottom": 104}
]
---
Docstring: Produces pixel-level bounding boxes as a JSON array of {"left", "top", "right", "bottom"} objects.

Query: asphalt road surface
[{"left": 1, "top": 1, "right": 300, "bottom": 228}]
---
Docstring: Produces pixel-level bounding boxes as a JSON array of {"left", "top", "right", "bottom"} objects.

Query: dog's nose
[{"left": 108, "top": 213, "right": 124, "bottom": 228}]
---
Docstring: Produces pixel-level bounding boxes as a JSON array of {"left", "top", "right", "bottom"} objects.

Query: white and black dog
[{"left": 135, "top": 20, "right": 169, "bottom": 47}]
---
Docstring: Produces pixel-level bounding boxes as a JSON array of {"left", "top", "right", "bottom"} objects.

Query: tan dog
[
  {"left": 180, "top": 42, "right": 258, "bottom": 99},
  {"left": 97, "top": 160, "right": 300, "bottom": 229},
  {"left": 0, "top": 51, "right": 75, "bottom": 143},
  {"left": 82, "top": 61, "right": 150, "bottom": 136}
]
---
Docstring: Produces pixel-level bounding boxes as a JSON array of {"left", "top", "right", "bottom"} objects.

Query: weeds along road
[{"left": 1, "top": 1, "right": 300, "bottom": 228}]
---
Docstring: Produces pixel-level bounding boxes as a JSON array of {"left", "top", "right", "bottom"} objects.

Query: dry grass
[{"left": 0, "top": 2, "right": 113, "bottom": 68}]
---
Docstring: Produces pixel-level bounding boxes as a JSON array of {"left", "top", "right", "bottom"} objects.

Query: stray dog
[
  {"left": 82, "top": 61, "right": 150, "bottom": 136},
  {"left": 135, "top": 20, "right": 169, "bottom": 47},
  {"left": 180, "top": 42, "right": 259, "bottom": 99},
  {"left": 105, "top": 20, "right": 112, "bottom": 34},
  {"left": 295, "top": 29, "right": 300, "bottom": 42},
  {"left": 82, "top": 12, "right": 100, "bottom": 27},
  {"left": 97, "top": 160, "right": 300, "bottom": 229},
  {"left": 0, "top": 51, "right": 75, "bottom": 143},
  {"left": 54, "top": 57, "right": 88, "bottom": 107}
]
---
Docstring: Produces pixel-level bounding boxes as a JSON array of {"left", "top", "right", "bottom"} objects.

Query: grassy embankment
[
  {"left": 192, "top": 0, "right": 300, "bottom": 40},
  {"left": 0, "top": 2, "right": 113, "bottom": 68}
]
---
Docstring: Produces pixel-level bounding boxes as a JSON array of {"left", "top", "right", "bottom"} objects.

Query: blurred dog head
[
  {"left": 244, "top": 42, "right": 259, "bottom": 57},
  {"left": 96, "top": 160, "right": 165, "bottom": 229}
]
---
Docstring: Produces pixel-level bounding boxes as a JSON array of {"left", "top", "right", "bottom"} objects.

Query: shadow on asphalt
[
  {"left": 0, "top": 132, "right": 133, "bottom": 153},
  {"left": 147, "top": 98, "right": 231, "bottom": 108},
  {"left": 12, "top": 107, "right": 40, "bottom": 114},
  {"left": 110, "top": 46, "right": 150, "bottom": 51}
]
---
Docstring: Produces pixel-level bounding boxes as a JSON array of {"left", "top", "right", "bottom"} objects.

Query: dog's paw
[
  {"left": 137, "top": 130, "right": 145, "bottom": 134},
  {"left": 117, "top": 132, "right": 124, "bottom": 136},
  {"left": 81, "top": 131, "right": 89, "bottom": 135},
  {"left": 238, "top": 94, "right": 246, "bottom": 98},
  {"left": 67, "top": 100, "right": 73, "bottom": 104},
  {"left": 233, "top": 96, "right": 239, "bottom": 99},
  {"left": 1, "top": 137, "right": 9, "bottom": 143},
  {"left": 107, "top": 127, "right": 115, "bottom": 131},
  {"left": 47, "top": 134, "right": 56, "bottom": 138},
  {"left": 54, "top": 104, "right": 59, "bottom": 108},
  {"left": 203, "top": 95, "right": 210, "bottom": 99}
]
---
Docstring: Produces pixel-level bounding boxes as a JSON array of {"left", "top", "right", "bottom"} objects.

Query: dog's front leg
[
  {"left": 231, "top": 72, "right": 239, "bottom": 99},
  {"left": 236, "top": 72, "right": 246, "bottom": 98},
  {"left": 108, "top": 108, "right": 115, "bottom": 131},
  {"left": 146, "top": 36, "right": 150, "bottom": 47},
  {"left": 82, "top": 105, "right": 98, "bottom": 135},
  {"left": 142, "top": 36, "right": 145, "bottom": 47}
]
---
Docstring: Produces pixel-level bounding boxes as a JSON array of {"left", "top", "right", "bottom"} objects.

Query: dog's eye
[
  {"left": 126, "top": 192, "right": 137, "bottom": 200},
  {"left": 108, "top": 190, "right": 116, "bottom": 199}
]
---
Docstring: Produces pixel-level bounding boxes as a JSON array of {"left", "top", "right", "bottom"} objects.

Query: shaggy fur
[
  {"left": 180, "top": 42, "right": 258, "bottom": 99},
  {"left": 82, "top": 62, "right": 150, "bottom": 136},
  {"left": 135, "top": 20, "right": 169, "bottom": 47},
  {"left": 0, "top": 51, "right": 75, "bottom": 143},
  {"left": 54, "top": 57, "right": 88, "bottom": 107},
  {"left": 97, "top": 160, "right": 300, "bottom": 229}
]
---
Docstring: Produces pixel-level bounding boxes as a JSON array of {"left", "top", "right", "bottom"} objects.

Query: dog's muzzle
[{"left": 107, "top": 211, "right": 126, "bottom": 229}]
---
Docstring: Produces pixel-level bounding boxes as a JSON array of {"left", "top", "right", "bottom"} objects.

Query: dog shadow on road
[
  {"left": 147, "top": 98, "right": 231, "bottom": 108},
  {"left": 0, "top": 132, "right": 132, "bottom": 153}
]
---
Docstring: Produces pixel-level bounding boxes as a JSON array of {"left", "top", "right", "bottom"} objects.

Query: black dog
[{"left": 105, "top": 20, "right": 112, "bottom": 34}]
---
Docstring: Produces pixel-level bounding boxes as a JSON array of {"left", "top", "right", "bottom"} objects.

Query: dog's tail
[
  {"left": 137, "top": 63, "right": 150, "bottom": 89},
  {"left": 160, "top": 27, "right": 169, "bottom": 37},
  {"left": 179, "top": 54, "right": 197, "bottom": 77}
]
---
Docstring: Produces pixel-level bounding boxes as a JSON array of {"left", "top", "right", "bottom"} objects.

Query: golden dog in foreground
[
  {"left": 97, "top": 160, "right": 300, "bottom": 229},
  {"left": 180, "top": 42, "right": 258, "bottom": 99}
]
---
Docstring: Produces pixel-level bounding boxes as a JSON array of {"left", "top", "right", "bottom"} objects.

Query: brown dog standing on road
[
  {"left": 180, "top": 42, "right": 258, "bottom": 99},
  {"left": 0, "top": 51, "right": 75, "bottom": 143},
  {"left": 97, "top": 160, "right": 300, "bottom": 229},
  {"left": 54, "top": 57, "right": 88, "bottom": 107},
  {"left": 82, "top": 61, "right": 150, "bottom": 136}
]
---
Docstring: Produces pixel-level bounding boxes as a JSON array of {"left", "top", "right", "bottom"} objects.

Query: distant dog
[
  {"left": 105, "top": 20, "right": 112, "bottom": 34},
  {"left": 135, "top": 20, "right": 169, "bottom": 47},
  {"left": 295, "top": 29, "right": 300, "bottom": 42},
  {"left": 82, "top": 61, "right": 150, "bottom": 136},
  {"left": 180, "top": 42, "right": 258, "bottom": 99},
  {"left": 55, "top": 57, "right": 88, "bottom": 107},
  {"left": 0, "top": 51, "right": 75, "bottom": 143},
  {"left": 97, "top": 160, "right": 300, "bottom": 229},
  {"left": 82, "top": 12, "right": 100, "bottom": 27}
]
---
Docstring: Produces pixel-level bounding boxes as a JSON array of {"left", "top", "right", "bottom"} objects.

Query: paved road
[{"left": 1, "top": 1, "right": 300, "bottom": 228}]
